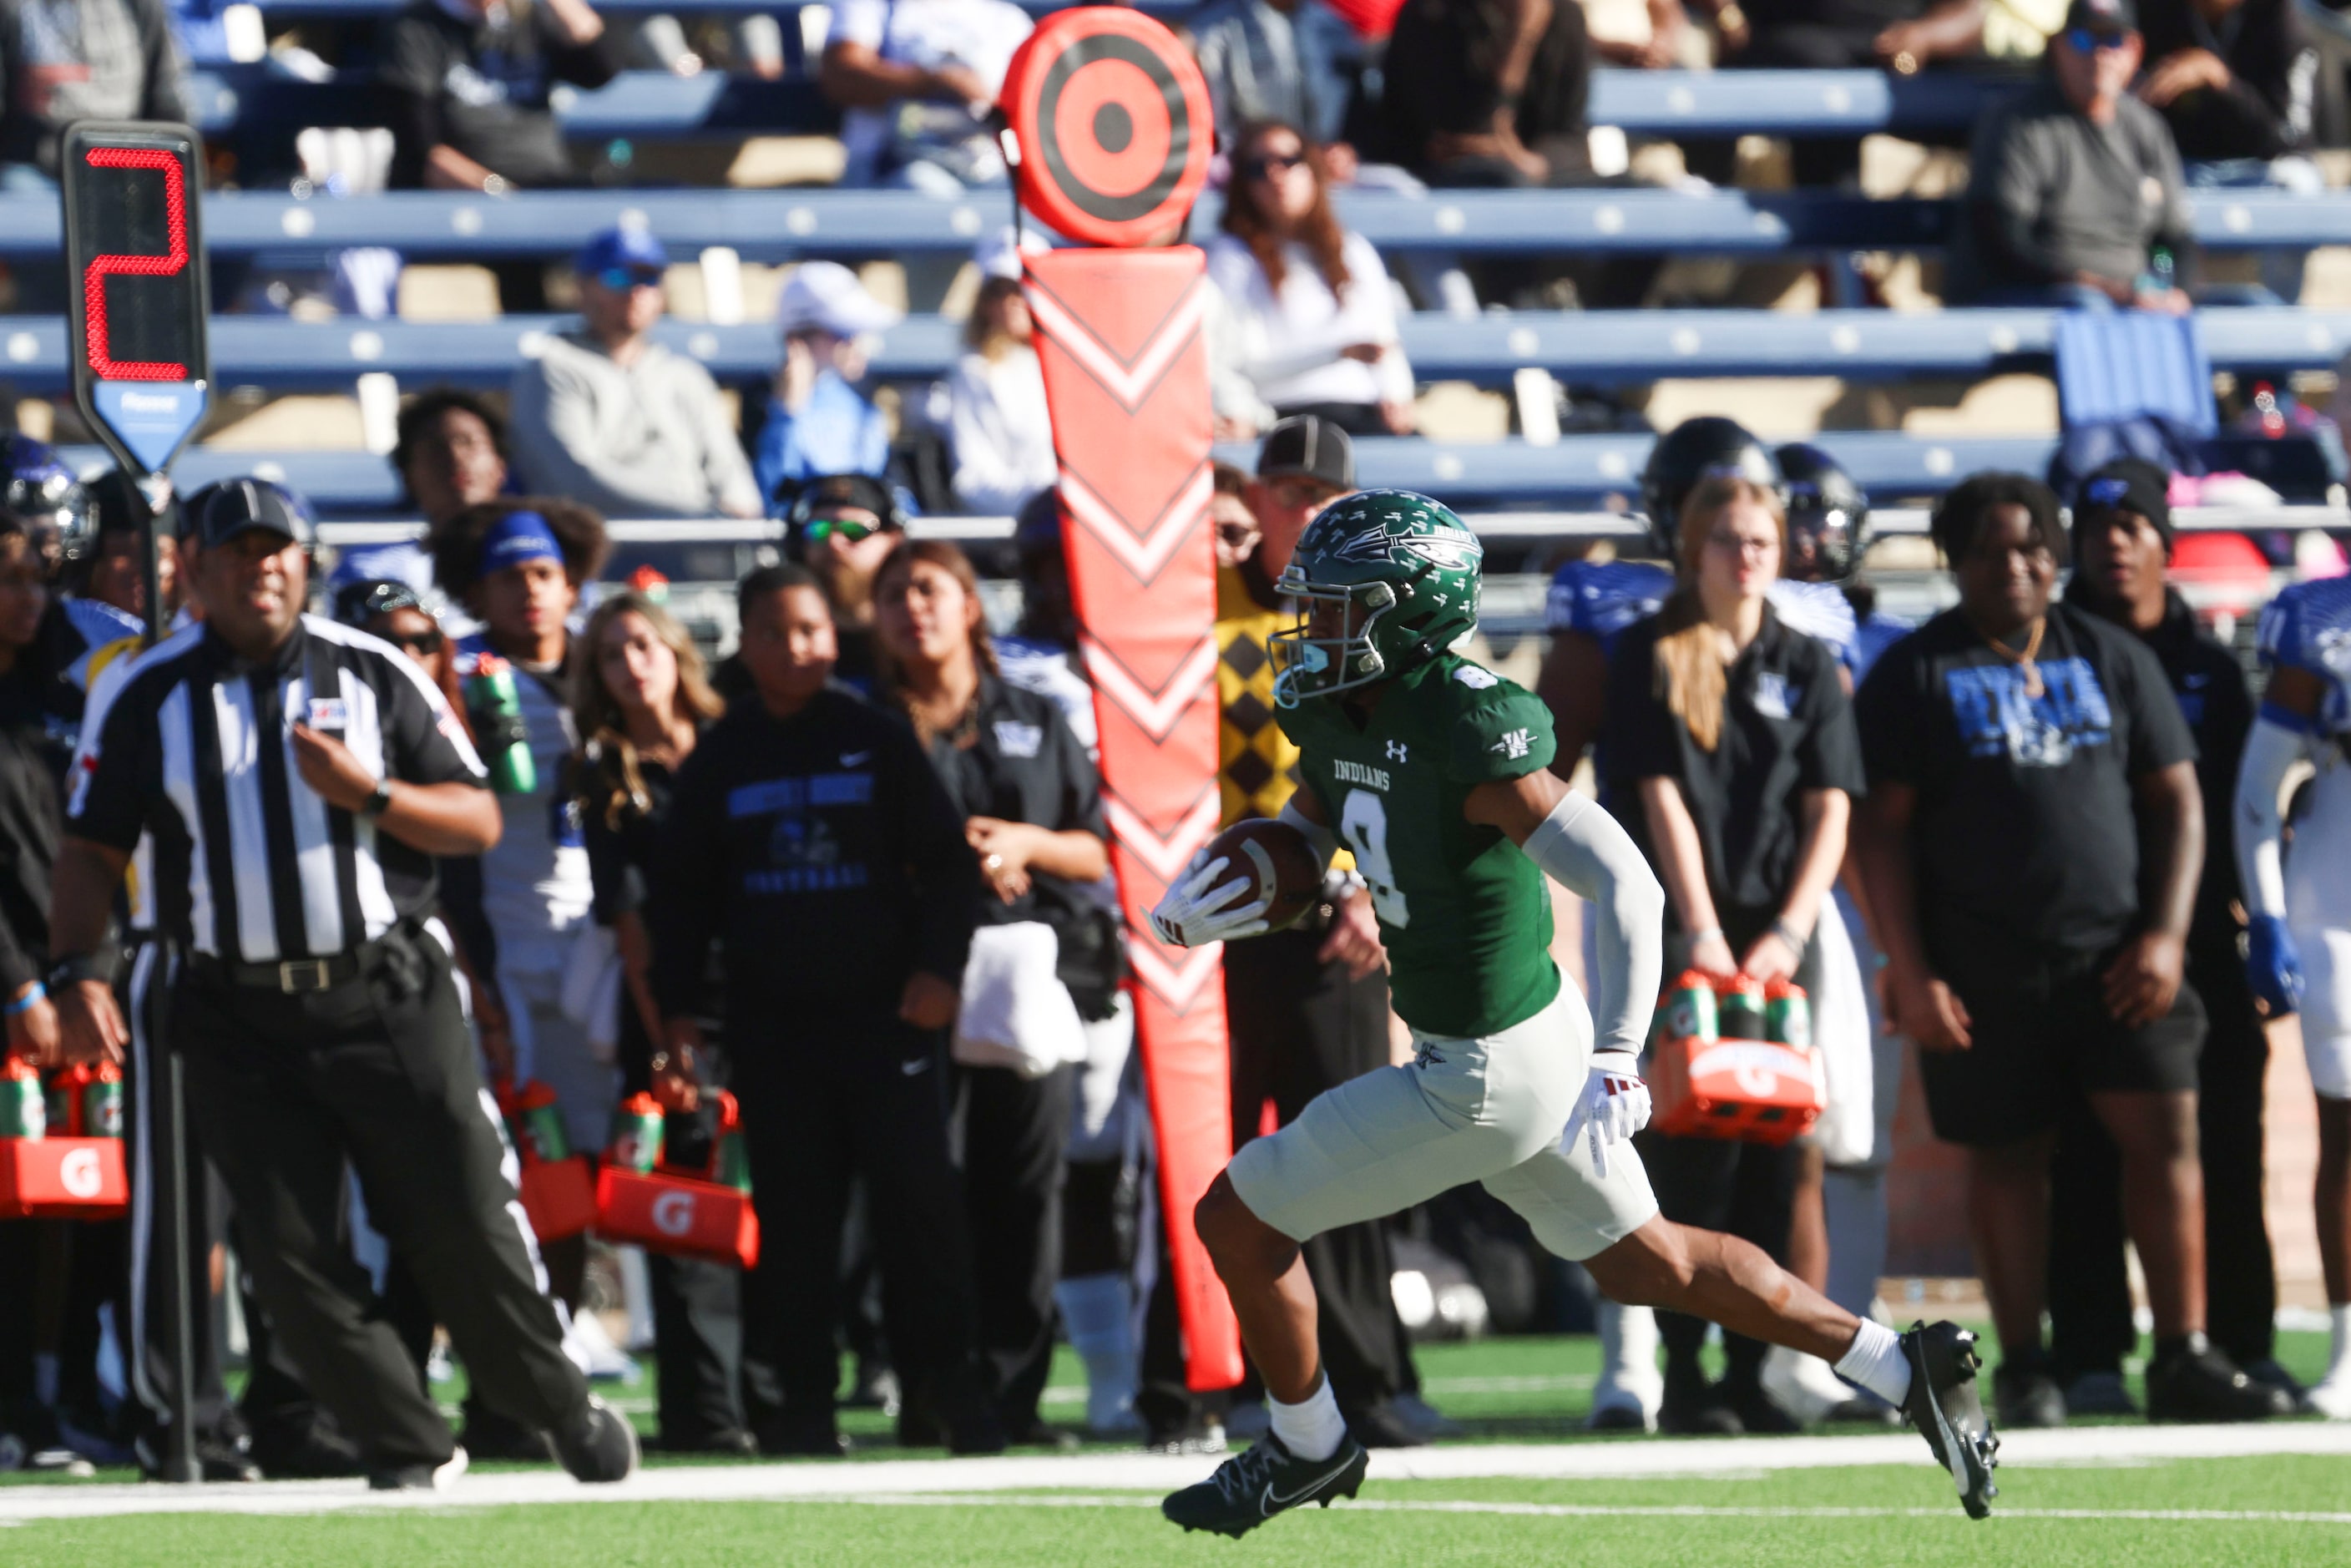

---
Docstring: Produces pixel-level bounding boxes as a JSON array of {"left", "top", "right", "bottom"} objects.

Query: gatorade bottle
[
  {"left": 1763, "top": 979, "right": 1812, "bottom": 1050},
  {"left": 465, "top": 655, "right": 538, "bottom": 796},
  {"left": 1718, "top": 974, "right": 1767, "bottom": 1042},
  {"left": 82, "top": 1061, "right": 124, "bottom": 1139},
  {"left": 44, "top": 1064, "right": 81, "bottom": 1136},
  {"left": 508, "top": 1080, "right": 571, "bottom": 1166},
  {"left": 710, "top": 1090, "right": 752, "bottom": 1194},
  {"left": 1657, "top": 970, "right": 1719, "bottom": 1047},
  {"left": 607, "top": 1094, "right": 665, "bottom": 1173},
  {"left": 2, "top": 1055, "right": 44, "bottom": 1138}
]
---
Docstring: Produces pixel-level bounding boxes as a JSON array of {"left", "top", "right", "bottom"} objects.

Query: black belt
[{"left": 192, "top": 938, "right": 387, "bottom": 994}]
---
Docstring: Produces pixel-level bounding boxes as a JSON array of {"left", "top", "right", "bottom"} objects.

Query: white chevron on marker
[
  {"left": 1082, "top": 635, "right": 1217, "bottom": 743},
  {"left": 1102, "top": 786, "right": 1221, "bottom": 885},
  {"left": 1058, "top": 463, "right": 1210, "bottom": 584},
  {"left": 1029, "top": 279, "right": 1205, "bottom": 412},
  {"left": 1125, "top": 937, "right": 1225, "bottom": 1011}
]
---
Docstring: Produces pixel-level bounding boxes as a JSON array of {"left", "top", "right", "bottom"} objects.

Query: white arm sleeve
[
  {"left": 2234, "top": 716, "right": 2312, "bottom": 920},
  {"left": 1521, "top": 791, "right": 1666, "bottom": 1060},
  {"left": 1277, "top": 797, "right": 1340, "bottom": 878}
]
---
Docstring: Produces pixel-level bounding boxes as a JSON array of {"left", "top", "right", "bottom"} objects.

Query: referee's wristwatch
[{"left": 359, "top": 778, "right": 395, "bottom": 818}]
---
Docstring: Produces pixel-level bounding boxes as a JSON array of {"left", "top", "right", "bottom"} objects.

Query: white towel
[
  {"left": 1811, "top": 897, "right": 1876, "bottom": 1166},
  {"left": 954, "top": 922, "right": 1090, "bottom": 1080}
]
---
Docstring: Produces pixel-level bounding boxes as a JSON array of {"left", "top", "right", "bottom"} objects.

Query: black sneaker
[
  {"left": 368, "top": 1447, "right": 468, "bottom": 1492},
  {"left": 2145, "top": 1339, "right": 2294, "bottom": 1423},
  {"left": 250, "top": 1421, "right": 366, "bottom": 1479},
  {"left": 1993, "top": 1364, "right": 2067, "bottom": 1429},
  {"left": 1162, "top": 1432, "right": 1368, "bottom": 1538},
  {"left": 552, "top": 1395, "right": 640, "bottom": 1483},
  {"left": 1899, "top": 1322, "right": 2000, "bottom": 1520}
]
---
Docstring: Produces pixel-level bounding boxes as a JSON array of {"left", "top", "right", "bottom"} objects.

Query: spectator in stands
[
  {"left": 430, "top": 498, "right": 609, "bottom": 1457},
  {"left": 875, "top": 538, "right": 1112, "bottom": 1444},
  {"left": 2137, "top": 0, "right": 2318, "bottom": 299},
  {"left": 1603, "top": 474, "right": 1865, "bottom": 1434},
  {"left": 509, "top": 226, "right": 763, "bottom": 522},
  {"left": 573, "top": 589, "right": 766, "bottom": 1455},
  {"left": 1853, "top": 472, "right": 2282, "bottom": 1427},
  {"left": 2048, "top": 461, "right": 2295, "bottom": 1411},
  {"left": 948, "top": 232, "right": 1055, "bottom": 518},
  {"left": 819, "top": 0, "right": 1032, "bottom": 193},
  {"left": 377, "top": 0, "right": 619, "bottom": 196},
  {"left": 0, "top": 0, "right": 187, "bottom": 186},
  {"left": 331, "top": 388, "right": 515, "bottom": 600},
  {"left": 1374, "top": 0, "right": 1600, "bottom": 186},
  {"left": 1947, "top": 0, "right": 2200, "bottom": 309},
  {"left": 1206, "top": 121, "right": 1414, "bottom": 438},
  {"left": 1183, "top": 0, "right": 1366, "bottom": 172},
  {"left": 755, "top": 263, "right": 902, "bottom": 511}
]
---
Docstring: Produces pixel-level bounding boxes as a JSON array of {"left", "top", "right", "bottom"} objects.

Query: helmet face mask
[
  {"left": 1775, "top": 442, "right": 1869, "bottom": 584},
  {"left": 1267, "top": 488, "right": 1482, "bottom": 708},
  {"left": 1, "top": 453, "right": 93, "bottom": 574}
]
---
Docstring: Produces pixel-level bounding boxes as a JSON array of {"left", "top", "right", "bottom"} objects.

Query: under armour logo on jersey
[
  {"left": 1386, "top": 741, "right": 1408, "bottom": 763},
  {"left": 1489, "top": 727, "right": 1534, "bottom": 760},
  {"left": 1454, "top": 665, "right": 1499, "bottom": 690}
]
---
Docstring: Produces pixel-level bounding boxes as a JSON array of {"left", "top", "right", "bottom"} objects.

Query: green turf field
[{"left": 5, "top": 1454, "right": 2350, "bottom": 1566}]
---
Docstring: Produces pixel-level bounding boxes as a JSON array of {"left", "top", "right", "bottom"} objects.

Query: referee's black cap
[{"left": 183, "top": 478, "right": 316, "bottom": 552}]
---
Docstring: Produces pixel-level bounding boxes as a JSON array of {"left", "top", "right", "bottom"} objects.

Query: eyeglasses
[
  {"left": 2063, "top": 27, "right": 2132, "bottom": 51},
  {"left": 1242, "top": 151, "right": 1308, "bottom": 182},
  {"left": 802, "top": 517, "right": 878, "bottom": 545},
  {"left": 594, "top": 266, "right": 664, "bottom": 292},
  {"left": 392, "top": 629, "right": 446, "bottom": 656}
]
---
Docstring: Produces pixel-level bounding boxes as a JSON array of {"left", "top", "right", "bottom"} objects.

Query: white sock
[
  {"left": 1268, "top": 1373, "right": 1347, "bottom": 1461},
  {"left": 2329, "top": 1305, "right": 2351, "bottom": 1381},
  {"left": 1833, "top": 1319, "right": 1912, "bottom": 1409}
]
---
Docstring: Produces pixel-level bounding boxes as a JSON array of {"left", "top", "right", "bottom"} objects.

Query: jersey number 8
[{"left": 1339, "top": 789, "right": 1409, "bottom": 928}]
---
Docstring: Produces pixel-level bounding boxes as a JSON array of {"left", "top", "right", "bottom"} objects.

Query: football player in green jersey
[{"left": 1150, "top": 491, "right": 1997, "bottom": 1536}]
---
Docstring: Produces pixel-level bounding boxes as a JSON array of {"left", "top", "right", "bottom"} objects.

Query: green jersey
[{"left": 1282, "top": 651, "right": 1562, "bottom": 1039}]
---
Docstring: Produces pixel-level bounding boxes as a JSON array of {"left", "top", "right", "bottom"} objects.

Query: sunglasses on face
[
  {"left": 2064, "top": 27, "right": 2131, "bottom": 51},
  {"left": 1242, "top": 150, "right": 1308, "bottom": 182},
  {"left": 802, "top": 517, "right": 878, "bottom": 545},
  {"left": 595, "top": 266, "right": 664, "bottom": 293},
  {"left": 392, "top": 629, "right": 446, "bottom": 656}
]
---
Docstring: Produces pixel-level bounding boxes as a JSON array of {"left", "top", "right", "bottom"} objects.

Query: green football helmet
[{"left": 1270, "top": 489, "right": 1484, "bottom": 706}]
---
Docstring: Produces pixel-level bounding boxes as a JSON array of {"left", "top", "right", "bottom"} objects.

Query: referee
[{"left": 45, "top": 480, "right": 640, "bottom": 1489}]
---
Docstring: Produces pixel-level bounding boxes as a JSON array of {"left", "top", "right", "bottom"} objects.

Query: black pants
[
  {"left": 732, "top": 1001, "right": 980, "bottom": 1439},
  {"left": 1644, "top": 1133, "right": 1799, "bottom": 1393},
  {"left": 957, "top": 1062, "right": 1072, "bottom": 1430},
  {"left": 1225, "top": 924, "right": 1417, "bottom": 1419},
  {"left": 174, "top": 929, "right": 589, "bottom": 1470},
  {"left": 2049, "top": 943, "right": 2278, "bottom": 1376}
]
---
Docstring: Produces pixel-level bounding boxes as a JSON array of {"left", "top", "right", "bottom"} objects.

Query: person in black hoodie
[
  {"left": 2046, "top": 458, "right": 2299, "bottom": 1409},
  {"left": 649, "top": 563, "right": 997, "bottom": 1458}
]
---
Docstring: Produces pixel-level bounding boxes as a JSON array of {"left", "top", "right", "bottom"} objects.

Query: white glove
[
  {"left": 1145, "top": 849, "right": 1272, "bottom": 948},
  {"left": 1561, "top": 1052, "right": 1651, "bottom": 1178}
]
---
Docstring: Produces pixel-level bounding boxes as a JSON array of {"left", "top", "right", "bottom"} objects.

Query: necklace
[{"left": 1980, "top": 617, "right": 2046, "bottom": 698}]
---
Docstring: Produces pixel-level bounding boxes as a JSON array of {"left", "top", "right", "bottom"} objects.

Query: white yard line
[{"left": 4, "top": 1424, "right": 2350, "bottom": 1524}]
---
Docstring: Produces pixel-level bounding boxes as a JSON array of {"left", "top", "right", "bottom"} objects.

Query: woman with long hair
[
  {"left": 947, "top": 237, "right": 1055, "bottom": 515},
  {"left": 1206, "top": 119, "right": 1416, "bottom": 438},
  {"left": 873, "top": 538, "right": 1114, "bottom": 1444},
  {"left": 1600, "top": 475, "right": 1867, "bottom": 1435},
  {"left": 570, "top": 590, "right": 756, "bottom": 1452}
]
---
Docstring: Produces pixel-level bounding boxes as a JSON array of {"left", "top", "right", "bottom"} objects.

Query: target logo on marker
[{"left": 999, "top": 8, "right": 1213, "bottom": 250}]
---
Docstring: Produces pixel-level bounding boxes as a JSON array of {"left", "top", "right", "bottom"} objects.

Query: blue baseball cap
[
  {"left": 480, "top": 508, "right": 564, "bottom": 572},
  {"left": 574, "top": 224, "right": 669, "bottom": 280}
]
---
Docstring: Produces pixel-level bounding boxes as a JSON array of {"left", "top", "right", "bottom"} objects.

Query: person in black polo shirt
[
  {"left": 47, "top": 479, "right": 638, "bottom": 1489},
  {"left": 650, "top": 564, "right": 998, "bottom": 1457},
  {"left": 1602, "top": 473, "right": 1867, "bottom": 1435},
  {"left": 1853, "top": 471, "right": 2280, "bottom": 1427},
  {"left": 2050, "top": 460, "right": 2298, "bottom": 1411},
  {"left": 873, "top": 538, "right": 1113, "bottom": 1444}
]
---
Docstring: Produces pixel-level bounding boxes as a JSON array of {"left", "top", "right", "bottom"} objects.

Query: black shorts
[{"left": 1915, "top": 921, "right": 2207, "bottom": 1148}]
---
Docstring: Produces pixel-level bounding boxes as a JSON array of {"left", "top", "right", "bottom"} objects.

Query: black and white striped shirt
[{"left": 67, "top": 615, "right": 488, "bottom": 962}]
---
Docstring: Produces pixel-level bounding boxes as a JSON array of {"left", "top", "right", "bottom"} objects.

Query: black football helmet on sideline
[
  {"left": 1776, "top": 442, "right": 1870, "bottom": 584},
  {"left": 1640, "top": 417, "right": 1781, "bottom": 557}
]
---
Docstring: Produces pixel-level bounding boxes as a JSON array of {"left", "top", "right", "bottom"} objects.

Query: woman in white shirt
[
  {"left": 947, "top": 240, "right": 1056, "bottom": 515},
  {"left": 1204, "top": 119, "right": 1416, "bottom": 438}
]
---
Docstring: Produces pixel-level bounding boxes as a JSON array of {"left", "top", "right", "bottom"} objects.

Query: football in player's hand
[{"left": 1202, "top": 818, "right": 1322, "bottom": 933}]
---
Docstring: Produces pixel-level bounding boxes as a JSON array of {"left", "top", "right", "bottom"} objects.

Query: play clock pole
[{"left": 61, "top": 120, "right": 212, "bottom": 1485}]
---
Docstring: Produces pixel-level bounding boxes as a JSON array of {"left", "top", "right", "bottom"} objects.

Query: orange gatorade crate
[
  {"left": 0, "top": 1138, "right": 129, "bottom": 1218},
  {"left": 593, "top": 1090, "right": 759, "bottom": 1268},
  {"left": 1646, "top": 971, "right": 1825, "bottom": 1146}
]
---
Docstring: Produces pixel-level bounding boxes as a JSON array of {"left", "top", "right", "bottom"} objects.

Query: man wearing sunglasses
[
  {"left": 508, "top": 225, "right": 764, "bottom": 524},
  {"left": 1948, "top": 0, "right": 2199, "bottom": 311}
]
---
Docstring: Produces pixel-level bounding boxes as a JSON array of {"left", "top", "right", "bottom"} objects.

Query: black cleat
[
  {"left": 1161, "top": 1433, "right": 1368, "bottom": 1538},
  {"left": 1899, "top": 1321, "right": 2000, "bottom": 1520},
  {"left": 553, "top": 1394, "right": 639, "bottom": 1484},
  {"left": 2145, "top": 1338, "right": 2295, "bottom": 1424}
]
